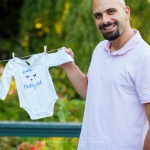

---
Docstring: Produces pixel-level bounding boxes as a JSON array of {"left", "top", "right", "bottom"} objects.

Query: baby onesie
[{"left": 0, "top": 50, "right": 74, "bottom": 120}]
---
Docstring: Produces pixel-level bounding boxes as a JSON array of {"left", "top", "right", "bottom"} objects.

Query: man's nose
[{"left": 102, "top": 14, "right": 110, "bottom": 24}]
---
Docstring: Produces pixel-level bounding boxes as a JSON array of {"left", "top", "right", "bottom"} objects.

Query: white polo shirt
[{"left": 78, "top": 30, "right": 150, "bottom": 150}]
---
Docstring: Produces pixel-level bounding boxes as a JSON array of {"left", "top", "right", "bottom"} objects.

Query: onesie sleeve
[
  {"left": 135, "top": 56, "right": 150, "bottom": 104},
  {"left": 46, "top": 49, "right": 74, "bottom": 67},
  {"left": 0, "top": 60, "right": 15, "bottom": 100}
]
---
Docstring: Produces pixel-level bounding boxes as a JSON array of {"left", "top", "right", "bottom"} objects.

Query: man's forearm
[{"left": 143, "top": 128, "right": 150, "bottom": 150}]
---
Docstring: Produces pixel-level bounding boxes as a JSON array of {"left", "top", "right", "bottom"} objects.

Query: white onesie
[{"left": 0, "top": 50, "right": 74, "bottom": 120}]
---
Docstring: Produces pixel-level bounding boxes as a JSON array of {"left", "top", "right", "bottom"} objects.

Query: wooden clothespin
[
  {"left": 12, "top": 52, "right": 15, "bottom": 61},
  {"left": 44, "top": 45, "right": 47, "bottom": 54}
]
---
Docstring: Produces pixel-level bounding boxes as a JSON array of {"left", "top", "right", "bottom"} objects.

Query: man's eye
[
  {"left": 109, "top": 11, "right": 114, "bottom": 14},
  {"left": 108, "top": 9, "right": 115, "bottom": 15},
  {"left": 94, "top": 14, "right": 102, "bottom": 19}
]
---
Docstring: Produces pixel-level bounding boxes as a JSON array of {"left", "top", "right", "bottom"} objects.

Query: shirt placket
[{"left": 103, "top": 52, "right": 113, "bottom": 71}]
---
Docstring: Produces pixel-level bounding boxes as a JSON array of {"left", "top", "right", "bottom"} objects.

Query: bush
[{"left": 0, "top": 137, "right": 79, "bottom": 150}]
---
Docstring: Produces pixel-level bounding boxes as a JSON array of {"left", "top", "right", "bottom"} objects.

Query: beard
[{"left": 99, "top": 22, "right": 120, "bottom": 41}]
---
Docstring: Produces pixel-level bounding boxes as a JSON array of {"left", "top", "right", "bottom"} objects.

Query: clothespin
[
  {"left": 44, "top": 45, "right": 47, "bottom": 54},
  {"left": 12, "top": 52, "right": 15, "bottom": 61}
]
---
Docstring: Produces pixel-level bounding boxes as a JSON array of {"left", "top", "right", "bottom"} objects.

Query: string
[{"left": 0, "top": 48, "right": 58, "bottom": 63}]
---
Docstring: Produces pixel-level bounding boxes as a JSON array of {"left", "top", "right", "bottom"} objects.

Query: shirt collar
[
  {"left": 13, "top": 53, "right": 43, "bottom": 66},
  {"left": 104, "top": 30, "right": 142, "bottom": 56}
]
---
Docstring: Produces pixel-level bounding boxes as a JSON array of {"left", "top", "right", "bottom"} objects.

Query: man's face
[{"left": 92, "top": 0, "right": 130, "bottom": 41}]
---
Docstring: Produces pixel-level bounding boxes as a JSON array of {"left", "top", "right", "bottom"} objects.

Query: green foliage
[
  {"left": 126, "top": 0, "right": 150, "bottom": 42},
  {"left": 0, "top": 137, "right": 21, "bottom": 150},
  {"left": 0, "top": 0, "right": 23, "bottom": 59},
  {"left": 0, "top": 137, "right": 79, "bottom": 150}
]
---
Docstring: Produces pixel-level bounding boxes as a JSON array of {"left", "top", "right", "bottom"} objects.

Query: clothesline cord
[{"left": 0, "top": 49, "right": 58, "bottom": 63}]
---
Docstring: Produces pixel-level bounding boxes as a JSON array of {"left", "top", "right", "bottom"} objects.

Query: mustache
[{"left": 99, "top": 22, "right": 118, "bottom": 30}]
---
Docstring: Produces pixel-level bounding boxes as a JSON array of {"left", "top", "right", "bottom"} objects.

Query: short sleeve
[
  {"left": 0, "top": 60, "right": 15, "bottom": 100},
  {"left": 46, "top": 50, "right": 74, "bottom": 67},
  {"left": 135, "top": 56, "right": 150, "bottom": 104}
]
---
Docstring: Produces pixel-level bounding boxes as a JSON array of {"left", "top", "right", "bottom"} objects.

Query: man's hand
[{"left": 59, "top": 47, "right": 74, "bottom": 70}]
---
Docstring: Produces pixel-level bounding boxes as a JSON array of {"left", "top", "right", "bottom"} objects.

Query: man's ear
[{"left": 125, "top": 6, "right": 130, "bottom": 19}]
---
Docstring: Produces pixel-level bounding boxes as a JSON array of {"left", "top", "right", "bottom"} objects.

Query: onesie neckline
[{"left": 13, "top": 53, "right": 43, "bottom": 66}]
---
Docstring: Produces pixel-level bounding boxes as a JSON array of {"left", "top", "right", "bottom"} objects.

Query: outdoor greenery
[
  {"left": 0, "top": 0, "right": 150, "bottom": 149},
  {"left": 0, "top": 137, "right": 79, "bottom": 150}
]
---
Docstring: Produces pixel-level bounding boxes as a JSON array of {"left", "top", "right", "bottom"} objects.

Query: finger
[
  {"left": 67, "top": 48, "right": 74, "bottom": 58},
  {"left": 60, "top": 47, "right": 67, "bottom": 51},
  {"left": 59, "top": 47, "right": 74, "bottom": 58},
  {"left": 60, "top": 47, "right": 71, "bottom": 53}
]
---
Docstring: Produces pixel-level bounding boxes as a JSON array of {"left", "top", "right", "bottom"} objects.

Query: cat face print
[
  {"left": 25, "top": 73, "right": 37, "bottom": 81},
  {"left": 22, "top": 68, "right": 37, "bottom": 82}
]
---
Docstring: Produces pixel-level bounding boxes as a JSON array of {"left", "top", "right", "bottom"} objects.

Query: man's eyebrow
[
  {"left": 93, "top": 8, "right": 117, "bottom": 16},
  {"left": 93, "top": 12, "right": 102, "bottom": 16},
  {"left": 106, "top": 8, "right": 117, "bottom": 12}
]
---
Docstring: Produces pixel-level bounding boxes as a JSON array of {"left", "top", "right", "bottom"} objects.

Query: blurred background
[{"left": 0, "top": 0, "right": 150, "bottom": 149}]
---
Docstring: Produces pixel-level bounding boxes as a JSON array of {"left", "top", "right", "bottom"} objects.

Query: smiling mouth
[
  {"left": 100, "top": 22, "right": 117, "bottom": 31},
  {"left": 103, "top": 24, "right": 115, "bottom": 30}
]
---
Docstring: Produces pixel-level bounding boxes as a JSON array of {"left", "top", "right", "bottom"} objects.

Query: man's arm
[
  {"left": 60, "top": 48, "right": 88, "bottom": 99},
  {"left": 143, "top": 103, "right": 150, "bottom": 150}
]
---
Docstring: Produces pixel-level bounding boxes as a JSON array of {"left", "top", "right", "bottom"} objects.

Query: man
[{"left": 61, "top": 0, "right": 150, "bottom": 149}]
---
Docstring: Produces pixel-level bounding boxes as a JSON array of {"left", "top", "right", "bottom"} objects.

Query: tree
[{"left": 0, "top": 0, "right": 23, "bottom": 60}]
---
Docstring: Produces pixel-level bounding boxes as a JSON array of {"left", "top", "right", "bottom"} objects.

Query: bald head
[
  {"left": 92, "top": 0, "right": 126, "bottom": 8},
  {"left": 119, "top": 0, "right": 126, "bottom": 7},
  {"left": 92, "top": 0, "right": 127, "bottom": 15}
]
